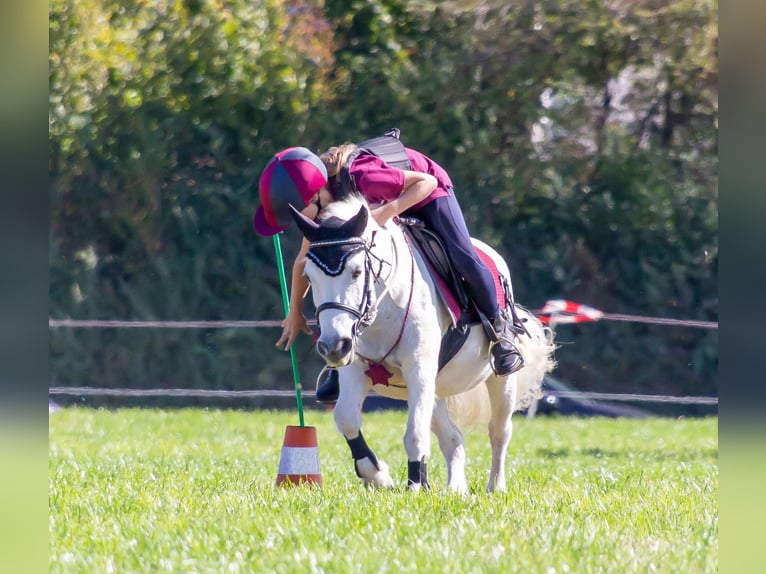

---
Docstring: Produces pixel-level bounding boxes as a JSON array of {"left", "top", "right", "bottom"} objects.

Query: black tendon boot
[
  {"left": 315, "top": 366, "right": 340, "bottom": 404},
  {"left": 489, "top": 313, "right": 525, "bottom": 376}
]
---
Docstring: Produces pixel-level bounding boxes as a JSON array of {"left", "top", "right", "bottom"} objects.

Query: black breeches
[{"left": 407, "top": 193, "right": 500, "bottom": 319}]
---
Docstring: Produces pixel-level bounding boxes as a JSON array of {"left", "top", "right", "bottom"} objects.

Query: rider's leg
[
  {"left": 487, "top": 309, "right": 525, "bottom": 376},
  {"left": 410, "top": 193, "right": 524, "bottom": 376},
  {"left": 315, "top": 366, "right": 340, "bottom": 403}
]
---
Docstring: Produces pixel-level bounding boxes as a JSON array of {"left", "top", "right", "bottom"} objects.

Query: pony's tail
[
  {"left": 444, "top": 384, "right": 493, "bottom": 428},
  {"left": 513, "top": 305, "right": 557, "bottom": 411},
  {"left": 445, "top": 306, "right": 556, "bottom": 426}
]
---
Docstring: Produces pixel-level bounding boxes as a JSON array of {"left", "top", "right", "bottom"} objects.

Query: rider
[{"left": 254, "top": 143, "right": 525, "bottom": 403}]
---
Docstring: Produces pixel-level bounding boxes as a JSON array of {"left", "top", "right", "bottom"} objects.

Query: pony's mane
[{"left": 320, "top": 193, "right": 369, "bottom": 223}]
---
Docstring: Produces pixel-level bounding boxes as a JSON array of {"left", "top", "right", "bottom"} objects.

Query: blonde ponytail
[{"left": 319, "top": 143, "right": 357, "bottom": 178}]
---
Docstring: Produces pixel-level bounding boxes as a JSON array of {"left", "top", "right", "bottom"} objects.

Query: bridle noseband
[
  {"left": 308, "top": 232, "right": 390, "bottom": 337},
  {"left": 309, "top": 223, "right": 417, "bottom": 378}
]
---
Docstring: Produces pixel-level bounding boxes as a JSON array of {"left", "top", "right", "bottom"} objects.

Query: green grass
[{"left": 49, "top": 409, "right": 717, "bottom": 573}]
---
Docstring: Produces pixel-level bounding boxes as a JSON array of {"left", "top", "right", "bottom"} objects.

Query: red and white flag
[{"left": 538, "top": 300, "right": 604, "bottom": 325}]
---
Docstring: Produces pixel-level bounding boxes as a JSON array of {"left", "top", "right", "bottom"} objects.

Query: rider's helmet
[{"left": 254, "top": 147, "right": 328, "bottom": 236}]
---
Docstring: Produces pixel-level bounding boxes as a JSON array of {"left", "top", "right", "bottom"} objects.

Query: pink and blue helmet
[{"left": 254, "top": 147, "right": 328, "bottom": 236}]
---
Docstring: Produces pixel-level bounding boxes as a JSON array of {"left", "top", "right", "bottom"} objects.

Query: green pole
[{"left": 273, "top": 233, "right": 305, "bottom": 427}]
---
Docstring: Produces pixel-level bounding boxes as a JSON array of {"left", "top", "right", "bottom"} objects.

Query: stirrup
[
  {"left": 315, "top": 366, "right": 340, "bottom": 404},
  {"left": 488, "top": 337, "right": 525, "bottom": 377}
]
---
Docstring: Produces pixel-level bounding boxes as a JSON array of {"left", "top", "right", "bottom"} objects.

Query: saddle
[
  {"left": 331, "top": 128, "right": 412, "bottom": 200},
  {"left": 398, "top": 217, "right": 527, "bottom": 371}
]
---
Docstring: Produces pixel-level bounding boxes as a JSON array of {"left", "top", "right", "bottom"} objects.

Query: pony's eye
[{"left": 352, "top": 268, "right": 362, "bottom": 279}]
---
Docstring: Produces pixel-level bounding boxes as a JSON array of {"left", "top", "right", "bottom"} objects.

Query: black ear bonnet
[{"left": 306, "top": 216, "right": 367, "bottom": 277}]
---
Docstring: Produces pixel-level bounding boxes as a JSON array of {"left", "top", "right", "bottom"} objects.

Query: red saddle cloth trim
[
  {"left": 365, "top": 244, "right": 504, "bottom": 386},
  {"left": 427, "top": 263, "right": 461, "bottom": 324},
  {"left": 476, "top": 248, "right": 507, "bottom": 310},
  {"left": 425, "top": 244, "right": 506, "bottom": 325}
]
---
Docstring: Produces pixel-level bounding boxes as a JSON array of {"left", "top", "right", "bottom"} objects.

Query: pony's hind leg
[
  {"left": 334, "top": 374, "right": 394, "bottom": 488},
  {"left": 484, "top": 373, "right": 517, "bottom": 492},
  {"left": 431, "top": 398, "right": 468, "bottom": 494}
]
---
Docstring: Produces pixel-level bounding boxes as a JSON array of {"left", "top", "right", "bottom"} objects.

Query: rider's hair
[
  {"left": 320, "top": 143, "right": 356, "bottom": 178},
  {"left": 319, "top": 143, "right": 358, "bottom": 201}
]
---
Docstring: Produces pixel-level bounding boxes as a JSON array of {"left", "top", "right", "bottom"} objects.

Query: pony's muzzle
[{"left": 316, "top": 336, "right": 354, "bottom": 366}]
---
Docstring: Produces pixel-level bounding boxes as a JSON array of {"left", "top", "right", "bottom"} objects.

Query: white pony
[{"left": 291, "top": 194, "right": 555, "bottom": 493}]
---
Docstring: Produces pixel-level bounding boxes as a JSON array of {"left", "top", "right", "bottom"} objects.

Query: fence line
[
  {"left": 595, "top": 313, "right": 717, "bottom": 329},
  {"left": 48, "top": 303, "right": 717, "bottom": 408},
  {"left": 548, "top": 391, "right": 717, "bottom": 405},
  {"left": 48, "top": 318, "right": 287, "bottom": 329},
  {"left": 48, "top": 386, "right": 301, "bottom": 398},
  {"left": 48, "top": 314, "right": 717, "bottom": 330},
  {"left": 48, "top": 386, "right": 717, "bottom": 406}
]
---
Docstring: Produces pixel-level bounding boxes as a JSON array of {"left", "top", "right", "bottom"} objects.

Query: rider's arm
[
  {"left": 370, "top": 170, "right": 437, "bottom": 226},
  {"left": 276, "top": 238, "right": 313, "bottom": 350}
]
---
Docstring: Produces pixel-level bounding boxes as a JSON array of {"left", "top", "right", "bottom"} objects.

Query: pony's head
[{"left": 290, "top": 198, "right": 380, "bottom": 366}]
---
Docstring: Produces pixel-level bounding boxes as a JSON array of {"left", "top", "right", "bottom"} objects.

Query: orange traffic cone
[{"left": 275, "top": 425, "right": 322, "bottom": 487}]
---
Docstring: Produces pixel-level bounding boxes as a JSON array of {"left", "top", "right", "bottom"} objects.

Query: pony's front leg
[
  {"left": 402, "top": 362, "right": 438, "bottom": 491},
  {"left": 484, "top": 373, "right": 517, "bottom": 492},
  {"left": 334, "top": 367, "right": 394, "bottom": 489},
  {"left": 431, "top": 398, "right": 468, "bottom": 494}
]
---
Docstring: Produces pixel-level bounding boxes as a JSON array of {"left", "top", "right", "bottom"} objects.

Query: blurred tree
[
  {"left": 49, "top": 0, "right": 717, "bottom": 405},
  {"left": 49, "top": 0, "right": 336, "bottom": 391},
  {"left": 390, "top": 0, "right": 718, "bottom": 395}
]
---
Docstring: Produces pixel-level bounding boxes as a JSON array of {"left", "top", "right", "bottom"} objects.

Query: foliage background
[{"left": 49, "top": 0, "right": 718, "bottom": 410}]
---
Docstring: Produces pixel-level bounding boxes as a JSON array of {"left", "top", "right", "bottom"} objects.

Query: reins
[
  {"left": 310, "top": 221, "right": 415, "bottom": 365},
  {"left": 357, "top": 230, "right": 415, "bottom": 366},
  {"left": 312, "top": 237, "right": 372, "bottom": 328}
]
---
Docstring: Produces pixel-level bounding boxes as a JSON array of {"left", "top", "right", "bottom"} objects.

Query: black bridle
[
  {"left": 309, "top": 224, "right": 417, "bottom": 375},
  {"left": 308, "top": 232, "right": 388, "bottom": 337}
]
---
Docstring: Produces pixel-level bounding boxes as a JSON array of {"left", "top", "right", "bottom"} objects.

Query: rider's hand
[
  {"left": 370, "top": 202, "right": 396, "bottom": 227},
  {"left": 275, "top": 310, "right": 313, "bottom": 351}
]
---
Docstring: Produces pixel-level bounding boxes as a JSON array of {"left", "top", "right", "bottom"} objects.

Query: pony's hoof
[
  {"left": 485, "top": 481, "right": 507, "bottom": 493},
  {"left": 448, "top": 481, "right": 469, "bottom": 495},
  {"left": 406, "top": 480, "right": 432, "bottom": 492},
  {"left": 357, "top": 458, "right": 394, "bottom": 489}
]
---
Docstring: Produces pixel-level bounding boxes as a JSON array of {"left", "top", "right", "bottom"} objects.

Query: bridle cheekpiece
[{"left": 308, "top": 231, "right": 388, "bottom": 336}]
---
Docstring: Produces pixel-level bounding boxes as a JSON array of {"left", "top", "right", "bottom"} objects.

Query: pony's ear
[
  {"left": 289, "top": 204, "right": 320, "bottom": 241},
  {"left": 340, "top": 205, "right": 368, "bottom": 238}
]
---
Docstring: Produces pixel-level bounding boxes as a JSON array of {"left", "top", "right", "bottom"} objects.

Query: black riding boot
[
  {"left": 489, "top": 313, "right": 525, "bottom": 377},
  {"left": 315, "top": 366, "right": 340, "bottom": 404}
]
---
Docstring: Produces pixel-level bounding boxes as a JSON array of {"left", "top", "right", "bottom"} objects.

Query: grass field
[{"left": 49, "top": 408, "right": 717, "bottom": 573}]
